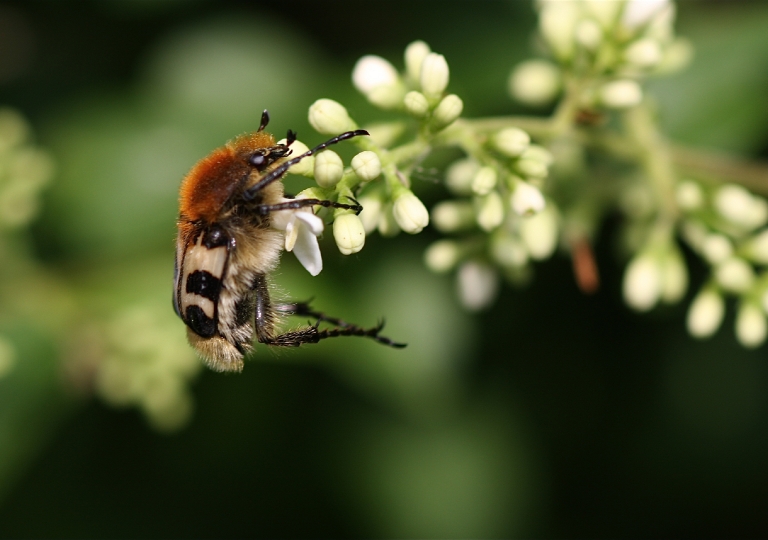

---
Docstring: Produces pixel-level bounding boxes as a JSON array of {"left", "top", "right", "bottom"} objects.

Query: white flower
[{"left": 270, "top": 200, "right": 324, "bottom": 276}]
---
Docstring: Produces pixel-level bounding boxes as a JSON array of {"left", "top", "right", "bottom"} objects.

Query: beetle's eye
[{"left": 249, "top": 153, "right": 266, "bottom": 168}]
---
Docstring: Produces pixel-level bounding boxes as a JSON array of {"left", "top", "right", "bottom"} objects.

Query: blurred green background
[{"left": 1, "top": 0, "right": 768, "bottom": 537}]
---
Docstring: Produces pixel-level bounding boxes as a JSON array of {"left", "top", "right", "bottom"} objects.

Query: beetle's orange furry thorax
[{"left": 179, "top": 132, "right": 276, "bottom": 223}]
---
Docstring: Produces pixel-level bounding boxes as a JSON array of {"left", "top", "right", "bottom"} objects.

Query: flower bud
[
  {"left": 476, "top": 191, "right": 504, "bottom": 232},
  {"left": 660, "top": 249, "right": 688, "bottom": 303},
  {"left": 352, "top": 55, "right": 399, "bottom": 94},
  {"left": 511, "top": 181, "right": 546, "bottom": 216},
  {"left": 405, "top": 40, "right": 431, "bottom": 83},
  {"left": 431, "top": 200, "right": 475, "bottom": 232},
  {"left": 471, "top": 166, "right": 497, "bottom": 196},
  {"left": 490, "top": 234, "right": 528, "bottom": 269},
  {"left": 308, "top": 99, "right": 355, "bottom": 135},
  {"left": 621, "top": 0, "right": 670, "bottom": 30},
  {"left": 493, "top": 127, "right": 530, "bottom": 158},
  {"left": 746, "top": 229, "right": 768, "bottom": 264},
  {"left": 424, "top": 240, "right": 461, "bottom": 273},
  {"left": 508, "top": 60, "right": 561, "bottom": 107},
  {"left": 687, "top": 289, "right": 725, "bottom": 338},
  {"left": 457, "top": 261, "right": 499, "bottom": 311},
  {"left": 431, "top": 94, "right": 463, "bottom": 129},
  {"left": 366, "top": 83, "right": 407, "bottom": 110},
  {"left": 516, "top": 158, "right": 548, "bottom": 179},
  {"left": 599, "top": 80, "right": 643, "bottom": 109},
  {"left": 675, "top": 180, "right": 703, "bottom": 210},
  {"left": 519, "top": 205, "right": 558, "bottom": 260},
  {"left": 539, "top": 1, "right": 579, "bottom": 61},
  {"left": 277, "top": 139, "right": 312, "bottom": 176},
  {"left": 357, "top": 193, "right": 383, "bottom": 234},
  {"left": 714, "top": 184, "right": 768, "bottom": 231},
  {"left": 351, "top": 151, "right": 381, "bottom": 181},
  {"left": 333, "top": 213, "right": 366, "bottom": 255},
  {"left": 715, "top": 257, "right": 755, "bottom": 293},
  {"left": 575, "top": 19, "right": 603, "bottom": 51},
  {"left": 701, "top": 234, "right": 733, "bottom": 265},
  {"left": 392, "top": 190, "right": 429, "bottom": 234},
  {"left": 735, "top": 302, "right": 767, "bottom": 348},
  {"left": 625, "top": 38, "right": 662, "bottom": 69},
  {"left": 420, "top": 53, "right": 449, "bottom": 99},
  {"left": 445, "top": 158, "right": 480, "bottom": 196},
  {"left": 623, "top": 253, "right": 662, "bottom": 311},
  {"left": 378, "top": 205, "right": 400, "bottom": 237},
  {"left": 313, "top": 150, "right": 344, "bottom": 188},
  {"left": 404, "top": 91, "right": 429, "bottom": 118}
]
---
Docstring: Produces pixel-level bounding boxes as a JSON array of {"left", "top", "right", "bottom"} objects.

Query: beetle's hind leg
[{"left": 273, "top": 300, "right": 407, "bottom": 348}]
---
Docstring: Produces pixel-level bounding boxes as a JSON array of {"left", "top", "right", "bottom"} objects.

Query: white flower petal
[
  {"left": 293, "top": 210, "right": 324, "bottom": 236},
  {"left": 292, "top": 226, "right": 323, "bottom": 276}
]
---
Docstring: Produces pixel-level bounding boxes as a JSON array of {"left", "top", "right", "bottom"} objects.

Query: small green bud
[
  {"left": 516, "top": 158, "right": 548, "bottom": 179},
  {"left": 575, "top": 19, "right": 603, "bottom": 51},
  {"left": 539, "top": 2, "right": 579, "bottom": 61},
  {"left": 624, "top": 38, "right": 662, "bottom": 68},
  {"left": 431, "top": 94, "right": 463, "bottom": 129},
  {"left": 392, "top": 190, "right": 429, "bottom": 234},
  {"left": 351, "top": 151, "right": 381, "bottom": 182},
  {"left": 333, "top": 213, "right": 366, "bottom": 255},
  {"left": 493, "top": 127, "right": 530, "bottom": 157},
  {"left": 366, "top": 83, "right": 407, "bottom": 110},
  {"left": 308, "top": 99, "right": 355, "bottom": 135},
  {"left": 519, "top": 205, "right": 558, "bottom": 260},
  {"left": 404, "top": 91, "right": 430, "bottom": 118},
  {"left": 471, "top": 166, "right": 497, "bottom": 196},
  {"left": 490, "top": 234, "right": 529, "bottom": 269},
  {"left": 420, "top": 53, "right": 449, "bottom": 99},
  {"left": 675, "top": 180, "right": 703, "bottom": 210},
  {"left": 405, "top": 40, "right": 431, "bottom": 83},
  {"left": 313, "top": 150, "right": 344, "bottom": 188}
]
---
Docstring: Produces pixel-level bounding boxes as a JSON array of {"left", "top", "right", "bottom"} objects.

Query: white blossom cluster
[{"left": 289, "top": 0, "right": 768, "bottom": 349}]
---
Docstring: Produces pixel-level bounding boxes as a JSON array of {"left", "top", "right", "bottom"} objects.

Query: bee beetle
[{"left": 174, "top": 110, "right": 405, "bottom": 372}]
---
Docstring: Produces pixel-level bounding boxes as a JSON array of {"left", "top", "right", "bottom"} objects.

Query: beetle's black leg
[
  {"left": 274, "top": 301, "right": 407, "bottom": 348},
  {"left": 254, "top": 198, "right": 362, "bottom": 216}
]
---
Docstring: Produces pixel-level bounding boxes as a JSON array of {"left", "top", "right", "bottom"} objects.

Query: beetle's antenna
[
  {"left": 243, "top": 129, "right": 369, "bottom": 201},
  {"left": 258, "top": 110, "right": 270, "bottom": 132}
]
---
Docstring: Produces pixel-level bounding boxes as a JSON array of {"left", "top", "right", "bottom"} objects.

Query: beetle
[{"left": 174, "top": 110, "right": 404, "bottom": 372}]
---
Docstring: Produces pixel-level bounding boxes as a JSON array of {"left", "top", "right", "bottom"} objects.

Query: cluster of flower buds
[
  {"left": 509, "top": 0, "right": 692, "bottom": 109},
  {"left": 94, "top": 304, "right": 201, "bottom": 431},
  {"left": 0, "top": 108, "right": 54, "bottom": 231},
  {"left": 676, "top": 181, "right": 768, "bottom": 347},
  {"left": 292, "top": 41, "right": 466, "bottom": 267},
  {"left": 426, "top": 127, "right": 558, "bottom": 310}
]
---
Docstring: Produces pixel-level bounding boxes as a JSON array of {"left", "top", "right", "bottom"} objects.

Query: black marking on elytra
[
  {"left": 185, "top": 305, "right": 216, "bottom": 338},
  {"left": 186, "top": 270, "right": 222, "bottom": 302},
  {"left": 202, "top": 226, "right": 229, "bottom": 249}
]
